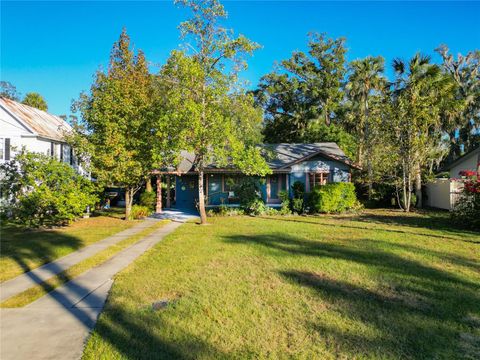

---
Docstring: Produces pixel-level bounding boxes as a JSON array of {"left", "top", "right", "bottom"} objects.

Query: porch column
[
  {"left": 166, "top": 175, "right": 171, "bottom": 208},
  {"left": 156, "top": 175, "right": 162, "bottom": 213}
]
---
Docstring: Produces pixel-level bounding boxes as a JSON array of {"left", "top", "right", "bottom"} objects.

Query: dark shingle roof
[{"left": 159, "top": 143, "right": 358, "bottom": 174}]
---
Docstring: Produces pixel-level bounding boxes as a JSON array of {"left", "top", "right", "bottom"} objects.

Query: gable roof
[
  {"left": 443, "top": 146, "right": 480, "bottom": 171},
  {"left": 262, "top": 143, "right": 359, "bottom": 169},
  {"left": 157, "top": 143, "right": 359, "bottom": 174},
  {"left": 0, "top": 97, "right": 72, "bottom": 142}
]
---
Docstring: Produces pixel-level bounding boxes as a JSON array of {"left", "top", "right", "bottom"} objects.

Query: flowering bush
[{"left": 451, "top": 171, "right": 480, "bottom": 230}]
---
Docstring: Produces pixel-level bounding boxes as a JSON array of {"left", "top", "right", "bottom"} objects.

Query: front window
[
  {"left": 0, "top": 138, "right": 4, "bottom": 160},
  {"left": 309, "top": 171, "right": 329, "bottom": 189},
  {"left": 223, "top": 175, "right": 241, "bottom": 192}
]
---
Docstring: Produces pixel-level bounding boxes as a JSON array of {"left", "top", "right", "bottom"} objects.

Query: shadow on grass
[
  {"left": 224, "top": 233, "right": 480, "bottom": 358},
  {"left": 1, "top": 224, "right": 83, "bottom": 275},
  {"left": 87, "top": 304, "right": 228, "bottom": 359},
  {"left": 259, "top": 213, "right": 480, "bottom": 243}
]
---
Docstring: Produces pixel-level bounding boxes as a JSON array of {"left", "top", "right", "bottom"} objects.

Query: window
[
  {"left": 63, "top": 145, "right": 71, "bottom": 164},
  {"left": 208, "top": 174, "right": 222, "bottom": 195},
  {"left": 223, "top": 175, "right": 241, "bottom": 192},
  {"left": 308, "top": 171, "right": 329, "bottom": 189},
  {"left": 0, "top": 138, "right": 3, "bottom": 160}
]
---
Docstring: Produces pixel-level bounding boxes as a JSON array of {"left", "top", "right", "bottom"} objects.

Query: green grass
[
  {"left": 83, "top": 209, "right": 480, "bottom": 359},
  {"left": 0, "top": 220, "right": 167, "bottom": 308},
  {"left": 0, "top": 216, "right": 136, "bottom": 282}
]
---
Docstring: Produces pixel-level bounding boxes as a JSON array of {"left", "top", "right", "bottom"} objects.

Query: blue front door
[{"left": 175, "top": 175, "right": 198, "bottom": 210}]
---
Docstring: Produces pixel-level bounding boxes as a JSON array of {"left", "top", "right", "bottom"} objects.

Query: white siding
[
  {"left": 425, "top": 179, "right": 463, "bottom": 210},
  {"left": 449, "top": 152, "right": 478, "bottom": 178}
]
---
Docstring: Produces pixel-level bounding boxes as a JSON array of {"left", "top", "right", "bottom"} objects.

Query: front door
[{"left": 267, "top": 175, "right": 281, "bottom": 203}]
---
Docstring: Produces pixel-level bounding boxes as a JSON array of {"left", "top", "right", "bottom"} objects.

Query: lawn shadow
[
  {"left": 259, "top": 215, "right": 480, "bottom": 244},
  {"left": 224, "top": 233, "right": 480, "bottom": 358},
  {"left": 87, "top": 303, "right": 229, "bottom": 359}
]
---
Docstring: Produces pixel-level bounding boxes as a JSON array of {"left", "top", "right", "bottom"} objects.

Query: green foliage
[
  {"left": 277, "top": 190, "right": 291, "bottom": 215},
  {"left": 72, "top": 29, "right": 156, "bottom": 219},
  {"left": 207, "top": 205, "right": 245, "bottom": 217},
  {"left": 0, "top": 151, "right": 98, "bottom": 227},
  {"left": 256, "top": 33, "right": 347, "bottom": 142},
  {"left": 308, "top": 182, "right": 361, "bottom": 214},
  {"left": 129, "top": 205, "right": 151, "bottom": 220},
  {"left": 22, "top": 92, "right": 48, "bottom": 111},
  {"left": 233, "top": 177, "right": 266, "bottom": 215},
  {"left": 304, "top": 122, "right": 357, "bottom": 160},
  {"left": 139, "top": 191, "right": 156, "bottom": 210},
  {"left": 163, "top": 1, "right": 270, "bottom": 223},
  {"left": 290, "top": 181, "right": 305, "bottom": 214}
]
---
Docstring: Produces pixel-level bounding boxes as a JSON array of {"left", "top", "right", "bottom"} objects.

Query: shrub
[
  {"left": 451, "top": 175, "right": 480, "bottom": 230},
  {"left": 278, "top": 190, "right": 291, "bottom": 215},
  {"left": 129, "top": 205, "right": 151, "bottom": 220},
  {"left": 139, "top": 191, "right": 156, "bottom": 210},
  {"left": 0, "top": 151, "right": 98, "bottom": 227},
  {"left": 207, "top": 205, "right": 245, "bottom": 217},
  {"left": 234, "top": 177, "right": 267, "bottom": 215},
  {"left": 291, "top": 181, "right": 305, "bottom": 214},
  {"left": 308, "top": 182, "right": 361, "bottom": 214}
]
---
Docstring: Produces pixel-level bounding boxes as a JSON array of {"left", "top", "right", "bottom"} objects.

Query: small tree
[
  {"left": 73, "top": 29, "right": 155, "bottom": 220},
  {"left": 22, "top": 92, "right": 48, "bottom": 111},
  {"left": 162, "top": 0, "right": 270, "bottom": 224},
  {"left": 0, "top": 151, "right": 98, "bottom": 227}
]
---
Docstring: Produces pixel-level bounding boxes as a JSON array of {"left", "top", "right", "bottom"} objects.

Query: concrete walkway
[
  {"left": 0, "top": 218, "right": 159, "bottom": 302},
  {"left": 0, "top": 219, "right": 186, "bottom": 360}
]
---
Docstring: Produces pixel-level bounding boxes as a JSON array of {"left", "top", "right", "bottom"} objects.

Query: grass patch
[
  {"left": 83, "top": 209, "right": 480, "bottom": 359},
  {"left": 0, "top": 220, "right": 167, "bottom": 308},
  {"left": 0, "top": 216, "right": 136, "bottom": 283}
]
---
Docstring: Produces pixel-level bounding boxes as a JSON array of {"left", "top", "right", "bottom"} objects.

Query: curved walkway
[{"left": 0, "top": 212, "right": 194, "bottom": 360}]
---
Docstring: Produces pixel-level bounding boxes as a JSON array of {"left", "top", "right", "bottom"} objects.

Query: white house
[
  {"left": 0, "top": 96, "right": 88, "bottom": 176},
  {"left": 425, "top": 147, "right": 480, "bottom": 210}
]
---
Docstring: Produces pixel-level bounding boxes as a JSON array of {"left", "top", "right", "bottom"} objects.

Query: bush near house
[
  {"left": 234, "top": 177, "right": 267, "bottom": 215},
  {"left": 0, "top": 151, "right": 98, "bottom": 227},
  {"left": 139, "top": 191, "right": 156, "bottom": 210},
  {"left": 129, "top": 205, "right": 151, "bottom": 220},
  {"left": 308, "top": 182, "right": 361, "bottom": 214},
  {"left": 452, "top": 172, "right": 480, "bottom": 230}
]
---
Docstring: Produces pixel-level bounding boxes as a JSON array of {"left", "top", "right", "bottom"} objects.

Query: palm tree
[
  {"left": 392, "top": 53, "right": 458, "bottom": 210},
  {"left": 346, "top": 56, "right": 387, "bottom": 198}
]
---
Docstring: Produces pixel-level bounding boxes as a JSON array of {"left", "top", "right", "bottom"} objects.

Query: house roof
[
  {"left": 0, "top": 97, "right": 72, "bottom": 142},
  {"left": 443, "top": 146, "right": 480, "bottom": 171},
  {"left": 157, "top": 143, "right": 359, "bottom": 174},
  {"left": 261, "top": 143, "right": 358, "bottom": 169}
]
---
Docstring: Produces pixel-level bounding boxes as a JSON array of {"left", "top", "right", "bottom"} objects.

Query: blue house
[{"left": 156, "top": 143, "right": 359, "bottom": 211}]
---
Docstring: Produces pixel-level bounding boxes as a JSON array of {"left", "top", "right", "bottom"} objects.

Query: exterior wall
[
  {"left": 449, "top": 152, "right": 479, "bottom": 178},
  {"left": 174, "top": 155, "right": 352, "bottom": 209},
  {"left": 425, "top": 179, "right": 463, "bottom": 210}
]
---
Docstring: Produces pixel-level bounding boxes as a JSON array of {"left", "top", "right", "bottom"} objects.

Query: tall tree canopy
[
  {"left": 436, "top": 45, "right": 480, "bottom": 161},
  {"left": 22, "top": 92, "right": 48, "bottom": 111},
  {"left": 255, "top": 34, "right": 347, "bottom": 142},
  {"left": 390, "top": 54, "right": 459, "bottom": 210},
  {"left": 163, "top": 0, "right": 270, "bottom": 224},
  {"left": 73, "top": 29, "right": 155, "bottom": 220},
  {"left": 0, "top": 81, "right": 20, "bottom": 101}
]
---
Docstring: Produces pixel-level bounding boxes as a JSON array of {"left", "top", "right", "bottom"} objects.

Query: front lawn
[
  {"left": 0, "top": 216, "right": 135, "bottom": 282},
  {"left": 84, "top": 210, "right": 480, "bottom": 359}
]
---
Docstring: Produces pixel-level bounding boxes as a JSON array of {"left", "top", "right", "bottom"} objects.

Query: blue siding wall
[{"left": 174, "top": 155, "right": 351, "bottom": 208}]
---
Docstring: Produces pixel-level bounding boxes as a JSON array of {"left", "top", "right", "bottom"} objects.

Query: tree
[
  {"left": 72, "top": 29, "right": 155, "bottom": 220},
  {"left": 0, "top": 81, "right": 20, "bottom": 101},
  {"left": 255, "top": 34, "right": 347, "bottom": 142},
  {"left": 22, "top": 92, "right": 48, "bottom": 111},
  {"left": 164, "top": 0, "right": 270, "bottom": 224},
  {"left": 344, "top": 56, "right": 387, "bottom": 198},
  {"left": 391, "top": 54, "right": 459, "bottom": 211},
  {"left": 0, "top": 151, "right": 98, "bottom": 228},
  {"left": 436, "top": 45, "right": 480, "bottom": 162}
]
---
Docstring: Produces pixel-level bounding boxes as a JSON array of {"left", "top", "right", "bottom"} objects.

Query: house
[
  {"left": 154, "top": 143, "right": 359, "bottom": 211},
  {"left": 425, "top": 146, "right": 480, "bottom": 210},
  {"left": 0, "top": 96, "right": 88, "bottom": 176}
]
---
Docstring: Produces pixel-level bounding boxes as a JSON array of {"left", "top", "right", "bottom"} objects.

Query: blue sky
[{"left": 1, "top": 1, "right": 479, "bottom": 116}]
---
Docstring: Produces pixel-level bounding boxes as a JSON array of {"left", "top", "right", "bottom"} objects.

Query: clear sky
[{"left": 1, "top": 1, "right": 479, "bottom": 116}]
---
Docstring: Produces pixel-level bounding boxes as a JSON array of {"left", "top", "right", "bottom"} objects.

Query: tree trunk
[
  {"left": 415, "top": 164, "right": 422, "bottom": 209},
  {"left": 198, "top": 170, "right": 207, "bottom": 225},
  {"left": 125, "top": 187, "right": 134, "bottom": 220},
  {"left": 156, "top": 175, "right": 162, "bottom": 213},
  {"left": 146, "top": 177, "right": 153, "bottom": 192}
]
